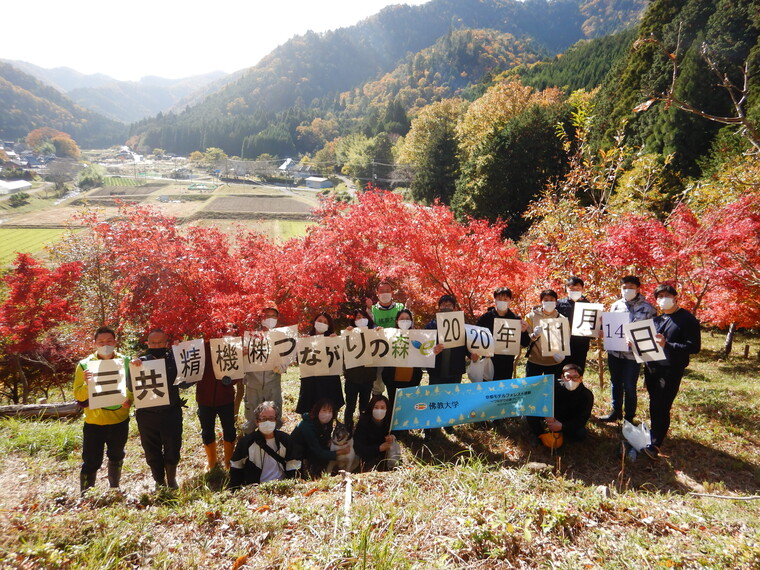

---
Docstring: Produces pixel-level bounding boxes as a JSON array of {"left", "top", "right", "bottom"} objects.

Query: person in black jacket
[
  {"left": 129, "top": 328, "right": 188, "bottom": 489},
  {"left": 353, "top": 395, "right": 397, "bottom": 471},
  {"left": 476, "top": 287, "right": 528, "bottom": 380},
  {"left": 228, "top": 402, "right": 298, "bottom": 489},
  {"left": 290, "top": 398, "right": 349, "bottom": 477},
  {"left": 642, "top": 284, "right": 701, "bottom": 459},
  {"left": 526, "top": 363, "right": 594, "bottom": 445},
  {"left": 381, "top": 309, "right": 423, "bottom": 411},
  {"left": 556, "top": 276, "right": 592, "bottom": 373}
]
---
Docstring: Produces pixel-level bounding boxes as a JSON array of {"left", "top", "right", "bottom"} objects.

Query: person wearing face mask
[
  {"left": 290, "top": 399, "right": 350, "bottom": 477},
  {"left": 526, "top": 363, "right": 594, "bottom": 446},
  {"left": 353, "top": 395, "right": 398, "bottom": 471},
  {"left": 241, "top": 305, "right": 284, "bottom": 434},
  {"left": 73, "top": 326, "right": 133, "bottom": 494},
  {"left": 556, "top": 276, "right": 592, "bottom": 373},
  {"left": 365, "top": 281, "right": 406, "bottom": 329},
  {"left": 128, "top": 328, "right": 188, "bottom": 489},
  {"left": 295, "top": 312, "right": 345, "bottom": 415},
  {"left": 601, "top": 275, "right": 657, "bottom": 423},
  {"left": 476, "top": 287, "right": 529, "bottom": 381},
  {"left": 228, "top": 402, "right": 299, "bottom": 489},
  {"left": 342, "top": 309, "right": 378, "bottom": 431},
  {"left": 521, "top": 289, "right": 569, "bottom": 380},
  {"left": 381, "top": 310, "right": 423, "bottom": 411},
  {"left": 424, "top": 295, "right": 479, "bottom": 439},
  {"left": 641, "top": 284, "right": 701, "bottom": 460}
]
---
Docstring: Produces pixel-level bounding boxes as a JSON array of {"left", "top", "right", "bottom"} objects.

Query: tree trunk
[
  {"left": 11, "top": 354, "right": 29, "bottom": 405},
  {"left": 723, "top": 322, "right": 737, "bottom": 358},
  {"left": 0, "top": 401, "right": 82, "bottom": 419}
]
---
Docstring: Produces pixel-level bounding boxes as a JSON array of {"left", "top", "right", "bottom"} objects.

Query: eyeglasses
[{"left": 563, "top": 374, "right": 581, "bottom": 380}]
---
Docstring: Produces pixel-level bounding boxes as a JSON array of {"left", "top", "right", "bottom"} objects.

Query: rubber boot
[
  {"left": 107, "top": 460, "right": 122, "bottom": 489},
  {"left": 223, "top": 441, "right": 235, "bottom": 470},
  {"left": 150, "top": 464, "right": 166, "bottom": 489},
  {"left": 204, "top": 442, "right": 218, "bottom": 472},
  {"left": 80, "top": 470, "right": 97, "bottom": 495},
  {"left": 165, "top": 464, "right": 179, "bottom": 489}
]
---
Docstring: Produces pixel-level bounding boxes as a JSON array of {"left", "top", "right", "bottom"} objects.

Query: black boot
[
  {"left": 150, "top": 464, "right": 166, "bottom": 489},
  {"left": 107, "top": 460, "right": 122, "bottom": 489},
  {"left": 80, "top": 470, "right": 97, "bottom": 495},
  {"left": 165, "top": 464, "right": 179, "bottom": 489},
  {"left": 600, "top": 410, "right": 621, "bottom": 422}
]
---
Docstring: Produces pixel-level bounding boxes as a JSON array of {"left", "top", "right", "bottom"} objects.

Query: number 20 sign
[{"left": 437, "top": 311, "right": 466, "bottom": 348}]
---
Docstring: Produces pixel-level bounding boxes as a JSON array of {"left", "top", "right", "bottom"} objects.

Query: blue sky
[{"left": 3, "top": 0, "right": 429, "bottom": 81}]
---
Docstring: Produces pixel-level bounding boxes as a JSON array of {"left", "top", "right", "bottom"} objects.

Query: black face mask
[{"left": 148, "top": 348, "right": 168, "bottom": 358}]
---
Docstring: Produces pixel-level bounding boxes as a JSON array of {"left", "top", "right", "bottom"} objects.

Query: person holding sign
[
  {"left": 381, "top": 309, "right": 423, "bottom": 411},
  {"left": 73, "top": 326, "right": 132, "bottom": 494},
  {"left": 129, "top": 329, "right": 188, "bottom": 490},
  {"left": 522, "top": 290, "right": 569, "bottom": 380},
  {"left": 353, "top": 395, "right": 398, "bottom": 471},
  {"left": 196, "top": 339, "right": 239, "bottom": 471},
  {"left": 241, "top": 304, "right": 284, "bottom": 434},
  {"left": 476, "top": 287, "right": 528, "bottom": 381},
  {"left": 295, "top": 312, "right": 345, "bottom": 415},
  {"left": 424, "top": 295, "right": 477, "bottom": 438},
  {"left": 642, "top": 284, "right": 701, "bottom": 459},
  {"left": 556, "top": 276, "right": 592, "bottom": 373},
  {"left": 526, "top": 363, "right": 594, "bottom": 447},
  {"left": 342, "top": 309, "right": 378, "bottom": 431},
  {"left": 228, "top": 402, "right": 299, "bottom": 489},
  {"left": 601, "top": 275, "right": 657, "bottom": 423}
]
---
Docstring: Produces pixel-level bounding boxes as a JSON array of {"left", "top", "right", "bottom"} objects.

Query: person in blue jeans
[{"left": 601, "top": 275, "right": 656, "bottom": 423}]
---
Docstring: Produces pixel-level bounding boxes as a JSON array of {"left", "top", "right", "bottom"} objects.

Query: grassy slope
[{"left": 0, "top": 332, "right": 758, "bottom": 568}]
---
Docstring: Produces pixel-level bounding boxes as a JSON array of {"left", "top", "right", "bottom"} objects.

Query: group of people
[{"left": 73, "top": 276, "right": 700, "bottom": 493}]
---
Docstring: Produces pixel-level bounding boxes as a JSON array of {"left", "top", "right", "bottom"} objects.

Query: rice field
[{"left": 0, "top": 228, "right": 70, "bottom": 265}]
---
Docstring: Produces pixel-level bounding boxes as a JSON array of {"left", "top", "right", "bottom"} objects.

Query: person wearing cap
[
  {"left": 526, "top": 363, "right": 594, "bottom": 448},
  {"left": 641, "top": 284, "right": 701, "bottom": 460},
  {"left": 241, "top": 305, "right": 284, "bottom": 434}
]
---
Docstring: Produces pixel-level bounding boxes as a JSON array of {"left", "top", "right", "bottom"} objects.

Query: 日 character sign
[{"left": 624, "top": 319, "right": 667, "bottom": 363}]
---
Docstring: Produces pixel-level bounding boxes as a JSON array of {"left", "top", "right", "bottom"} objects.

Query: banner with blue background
[{"left": 391, "top": 375, "right": 554, "bottom": 430}]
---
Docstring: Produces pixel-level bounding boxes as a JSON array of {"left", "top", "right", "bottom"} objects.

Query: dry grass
[{"left": 0, "top": 331, "right": 758, "bottom": 568}]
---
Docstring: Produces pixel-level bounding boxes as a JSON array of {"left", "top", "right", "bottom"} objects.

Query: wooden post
[{"left": 745, "top": 345, "right": 751, "bottom": 358}]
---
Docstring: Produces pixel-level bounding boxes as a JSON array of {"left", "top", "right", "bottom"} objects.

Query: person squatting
[{"left": 73, "top": 277, "right": 700, "bottom": 492}]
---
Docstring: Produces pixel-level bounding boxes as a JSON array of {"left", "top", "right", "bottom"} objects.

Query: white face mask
[
  {"left": 542, "top": 301, "right": 556, "bottom": 313},
  {"left": 354, "top": 318, "right": 369, "bottom": 328},
  {"left": 622, "top": 288, "right": 638, "bottom": 301},
  {"left": 397, "top": 319, "right": 412, "bottom": 330},
  {"left": 568, "top": 290, "right": 583, "bottom": 302},
  {"left": 657, "top": 297, "right": 675, "bottom": 311},
  {"left": 262, "top": 318, "right": 278, "bottom": 330},
  {"left": 378, "top": 292, "right": 393, "bottom": 305},
  {"left": 495, "top": 300, "right": 509, "bottom": 312},
  {"left": 258, "top": 420, "right": 276, "bottom": 435},
  {"left": 318, "top": 411, "right": 333, "bottom": 424},
  {"left": 96, "top": 344, "right": 115, "bottom": 357},
  {"left": 314, "top": 321, "right": 329, "bottom": 334},
  {"left": 561, "top": 380, "right": 580, "bottom": 391},
  {"left": 372, "top": 408, "right": 387, "bottom": 420}
]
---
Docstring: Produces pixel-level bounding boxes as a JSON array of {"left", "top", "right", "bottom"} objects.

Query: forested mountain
[
  {"left": 2, "top": 60, "right": 229, "bottom": 124},
  {"left": 0, "top": 62, "right": 127, "bottom": 148},
  {"left": 130, "top": 0, "right": 647, "bottom": 157}
]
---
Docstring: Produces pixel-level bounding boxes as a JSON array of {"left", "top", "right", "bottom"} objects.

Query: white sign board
[
  {"left": 130, "top": 358, "right": 170, "bottom": 409},
  {"left": 624, "top": 319, "right": 667, "bottom": 363},
  {"left": 492, "top": 318, "right": 522, "bottom": 356},
  {"left": 465, "top": 324, "right": 495, "bottom": 357},
  {"left": 210, "top": 336, "right": 244, "bottom": 380},
  {"left": 87, "top": 358, "right": 127, "bottom": 409},
  {"left": 437, "top": 311, "right": 466, "bottom": 348},
  {"left": 539, "top": 317, "right": 571, "bottom": 357},
  {"left": 571, "top": 303, "right": 604, "bottom": 338},
  {"left": 172, "top": 338, "right": 205, "bottom": 384},
  {"left": 601, "top": 312, "right": 630, "bottom": 352}
]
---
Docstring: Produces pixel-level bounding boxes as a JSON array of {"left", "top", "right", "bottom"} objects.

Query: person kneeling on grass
[
  {"left": 228, "top": 402, "right": 299, "bottom": 490},
  {"left": 526, "top": 363, "right": 594, "bottom": 449}
]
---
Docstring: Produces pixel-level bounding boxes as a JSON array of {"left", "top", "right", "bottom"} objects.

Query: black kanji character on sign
[{"left": 133, "top": 368, "right": 165, "bottom": 400}]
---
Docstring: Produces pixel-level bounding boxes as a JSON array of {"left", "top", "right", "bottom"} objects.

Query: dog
[{"left": 325, "top": 422, "right": 360, "bottom": 474}]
